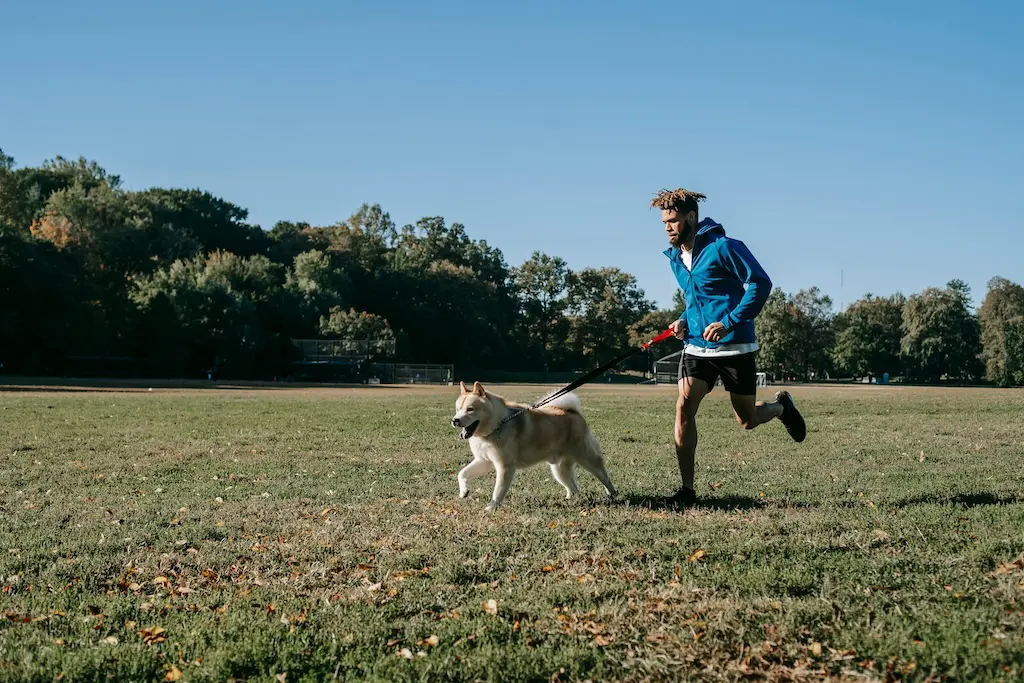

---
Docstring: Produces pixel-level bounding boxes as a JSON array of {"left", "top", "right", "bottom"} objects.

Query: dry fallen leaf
[
  {"left": 995, "top": 558, "right": 1024, "bottom": 575},
  {"left": 483, "top": 599, "right": 498, "bottom": 616},
  {"left": 139, "top": 626, "right": 167, "bottom": 645},
  {"left": 165, "top": 666, "right": 183, "bottom": 681},
  {"left": 541, "top": 565, "right": 556, "bottom": 573},
  {"left": 594, "top": 635, "right": 612, "bottom": 646},
  {"left": 810, "top": 642, "right": 823, "bottom": 656},
  {"left": 275, "top": 674, "right": 287, "bottom": 683},
  {"left": 688, "top": 549, "right": 706, "bottom": 563},
  {"left": 101, "top": 636, "right": 119, "bottom": 646},
  {"left": 421, "top": 635, "right": 440, "bottom": 647},
  {"left": 397, "top": 647, "right": 414, "bottom": 659}
]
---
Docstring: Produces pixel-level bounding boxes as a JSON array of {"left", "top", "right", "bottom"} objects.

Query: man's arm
[
  {"left": 717, "top": 238, "right": 772, "bottom": 329},
  {"left": 674, "top": 291, "right": 688, "bottom": 337}
]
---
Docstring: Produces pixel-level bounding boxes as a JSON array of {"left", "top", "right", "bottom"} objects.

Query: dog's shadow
[{"left": 611, "top": 492, "right": 768, "bottom": 512}]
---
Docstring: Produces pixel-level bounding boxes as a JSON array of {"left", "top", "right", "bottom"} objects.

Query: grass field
[{"left": 1, "top": 382, "right": 1023, "bottom": 682}]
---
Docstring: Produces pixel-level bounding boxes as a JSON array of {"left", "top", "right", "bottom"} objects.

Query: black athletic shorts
[{"left": 678, "top": 352, "right": 758, "bottom": 395}]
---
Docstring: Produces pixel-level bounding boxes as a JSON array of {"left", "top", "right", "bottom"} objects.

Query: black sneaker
[
  {"left": 670, "top": 486, "right": 698, "bottom": 507},
  {"left": 775, "top": 391, "right": 806, "bottom": 442}
]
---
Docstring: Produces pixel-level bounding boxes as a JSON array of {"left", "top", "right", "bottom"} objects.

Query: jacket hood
[{"left": 663, "top": 217, "right": 725, "bottom": 258}]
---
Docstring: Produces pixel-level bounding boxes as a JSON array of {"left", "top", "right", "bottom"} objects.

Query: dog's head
[{"left": 452, "top": 381, "right": 492, "bottom": 439}]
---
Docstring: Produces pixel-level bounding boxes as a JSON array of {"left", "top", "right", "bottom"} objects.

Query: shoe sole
[{"left": 776, "top": 391, "right": 807, "bottom": 443}]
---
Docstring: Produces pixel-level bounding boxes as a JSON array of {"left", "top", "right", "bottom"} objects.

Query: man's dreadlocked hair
[{"left": 650, "top": 188, "right": 706, "bottom": 217}]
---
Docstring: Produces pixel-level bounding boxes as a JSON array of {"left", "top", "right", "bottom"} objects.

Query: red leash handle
[{"left": 640, "top": 327, "right": 676, "bottom": 350}]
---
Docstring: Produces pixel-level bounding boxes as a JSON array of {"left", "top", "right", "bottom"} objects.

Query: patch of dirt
[{"left": 0, "top": 377, "right": 1011, "bottom": 400}]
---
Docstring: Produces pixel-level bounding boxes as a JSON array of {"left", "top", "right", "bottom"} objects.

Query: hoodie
[{"left": 663, "top": 217, "right": 772, "bottom": 350}]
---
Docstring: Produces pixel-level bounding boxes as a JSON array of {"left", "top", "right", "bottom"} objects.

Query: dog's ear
[
  {"left": 472, "top": 381, "right": 486, "bottom": 397},
  {"left": 459, "top": 381, "right": 468, "bottom": 394}
]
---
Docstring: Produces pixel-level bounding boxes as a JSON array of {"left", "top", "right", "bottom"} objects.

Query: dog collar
[{"left": 490, "top": 407, "right": 525, "bottom": 436}]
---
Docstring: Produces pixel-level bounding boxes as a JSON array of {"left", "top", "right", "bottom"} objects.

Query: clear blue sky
[{"left": 2, "top": 0, "right": 1021, "bottom": 310}]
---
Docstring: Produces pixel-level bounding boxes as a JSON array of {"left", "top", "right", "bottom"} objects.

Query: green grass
[{"left": 1, "top": 384, "right": 1023, "bottom": 682}]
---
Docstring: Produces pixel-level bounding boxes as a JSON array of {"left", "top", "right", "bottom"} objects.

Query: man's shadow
[
  {"left": 611, "top": 490, "right": 1021, "bottom": 512},
  {"left": 611, "top": 492, "right": 772, "bottom": 512}
]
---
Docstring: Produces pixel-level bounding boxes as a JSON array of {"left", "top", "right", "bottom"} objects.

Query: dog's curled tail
[{"left": 544, "top": 392, "right": 583, "bottom": 414}]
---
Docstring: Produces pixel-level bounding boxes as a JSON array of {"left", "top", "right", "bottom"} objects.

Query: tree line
[
  {"left": 1, "top": 149, "right": 1022, "bottom": 386},
  {"left": 752, "top": 280, "right": 1023, "bottom": 386}
]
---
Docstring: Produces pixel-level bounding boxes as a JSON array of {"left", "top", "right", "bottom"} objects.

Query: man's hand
[
  {"left": 670, "top": 319, "right": 687, "bottom": 339},
  {"left": 703, "top": 322, "right": 727, "bottom": 342}
]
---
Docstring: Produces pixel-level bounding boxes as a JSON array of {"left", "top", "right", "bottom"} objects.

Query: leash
[{"left": 492, "top": 326, "right": 677, "bottom": 433}]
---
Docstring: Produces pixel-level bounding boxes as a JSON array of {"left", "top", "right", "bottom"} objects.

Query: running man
[{"left": 654, "top": 188, "right": 806, "bottom": 504}]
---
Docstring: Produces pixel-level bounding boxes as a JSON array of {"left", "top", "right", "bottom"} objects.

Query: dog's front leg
[
  {"left": 485, "top": 463, "right": 516, "bottom": 512},
  {"left": 458, "top": 457, "right": 491, "bottom": 498}
]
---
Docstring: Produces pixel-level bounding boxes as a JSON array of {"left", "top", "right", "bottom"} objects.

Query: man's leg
[
  {"left": 729, "top": 391, "right": 783, "bottom": 430},
  {"left": 731, "top": 390, "right": 806, "bottom": 441},
  {"left": 675, "top": 375, "right": 711, "bottom": 496},
  {"left": 720, "top": 354, "right": 806, "bottom": 441}
]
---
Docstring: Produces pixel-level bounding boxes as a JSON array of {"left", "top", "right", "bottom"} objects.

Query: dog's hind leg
[
  {"left": 485, "top": 463, "right": 516, "bottom": 512},
  {"left": 574, "top": 432, "right": 618, "bottom": 498},
  {"left": 549, "top": 459, "right": 580, "bottom": 500},
  {"left": 458, "top": 457, "right": 491, "bottom": 499}
]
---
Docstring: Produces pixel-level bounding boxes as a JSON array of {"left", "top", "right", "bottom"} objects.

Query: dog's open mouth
[{"left": 460, "top": 421, "right": 479, "bottom": 439}]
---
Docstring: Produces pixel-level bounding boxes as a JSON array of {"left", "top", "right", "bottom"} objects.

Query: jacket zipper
[{"left": 686, "top": 238, "right": 708, "bottom": 348}]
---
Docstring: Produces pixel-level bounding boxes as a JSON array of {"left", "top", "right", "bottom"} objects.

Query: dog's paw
[{"left": 484, "top": 501, "right": 498, "bottom": 512}]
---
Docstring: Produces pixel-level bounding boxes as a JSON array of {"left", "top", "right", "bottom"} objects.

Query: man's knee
[{"left": 676, "top": 396, "right": 700, "bottom": 423}]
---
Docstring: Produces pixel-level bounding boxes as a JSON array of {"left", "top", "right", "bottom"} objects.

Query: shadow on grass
[
  {"left": 605, "top": 491, "right": 1023, "bottom": 513},
  {"left": 0, "top": 379, "right": 419, "bottom": 393},
  {"left": 891, "top": 492, "right": 1023, "bottom": 508},
  {"left": 611, "top": 493, "right": 771, "bottom": 512}
]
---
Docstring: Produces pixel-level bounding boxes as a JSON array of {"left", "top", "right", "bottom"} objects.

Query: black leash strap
[{"left": 493, "top": 327, "right": 675, "bottom": 433}]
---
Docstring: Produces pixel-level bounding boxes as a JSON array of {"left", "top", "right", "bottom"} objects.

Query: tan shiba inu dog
[{"left": 450, "top": 381, "right": 617, "bottom": 511}]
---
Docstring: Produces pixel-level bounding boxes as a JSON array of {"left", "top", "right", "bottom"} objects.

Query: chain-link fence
[
  {"left": 367, "top": 363, "right": 454, "bottom": 385},
  {"left": 291, "top": 338, "right": 396, "bottom": 362},
  {"left": 653, "top": 350, "right": 681, "bottom": 384}
]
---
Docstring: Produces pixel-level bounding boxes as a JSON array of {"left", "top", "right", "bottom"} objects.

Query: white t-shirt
[{"left": 679, "top": 246, "right": 758, "bottom": 358}]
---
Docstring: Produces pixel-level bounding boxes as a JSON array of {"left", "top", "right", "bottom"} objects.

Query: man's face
[{"left": 662, "top": 209, "right": 696, "bottom": 247}]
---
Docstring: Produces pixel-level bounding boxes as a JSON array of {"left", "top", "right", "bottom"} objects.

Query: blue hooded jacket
[{"left": 664, "top": 217, "right": 772, "bottom": 350}]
